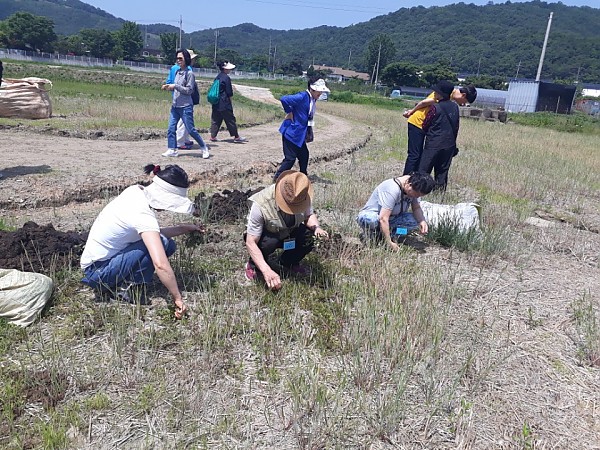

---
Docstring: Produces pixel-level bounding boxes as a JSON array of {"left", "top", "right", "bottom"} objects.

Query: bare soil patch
[{"left": 0, "top": 86, "right": 370, "bottom": 274}]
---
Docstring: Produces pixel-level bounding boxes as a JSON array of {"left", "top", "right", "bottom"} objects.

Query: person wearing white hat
[
  {"left": 165, "top": 49, "right": 198, "bottom": 150},
  {"left": 209, "top": 60, "right": 246, "bottom": 143},
  {"left": 80, "top": 164, "right": 203, "bottom": 318},
  {"left": 273, "top": 76, "right": 330, "bottom": 181},
  {"left": 244, "top": 170, "right": 328, "bottom": 291}
]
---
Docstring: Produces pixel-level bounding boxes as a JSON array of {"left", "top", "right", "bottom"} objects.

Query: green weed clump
[
  {"left": 426, "top": 216, "right": 483, "bottom": 251},
  {"left": 0, "top": 318, "right": 27, "bottom": 354},
  {"left": 425, "top": 214, "right": 511, "bottom": 256},
  {"left": 510, "top": 111, "right": 600, "bottom": 135},
  {"left": 571, "top": 292, "right": 600, "bottom": 367}
]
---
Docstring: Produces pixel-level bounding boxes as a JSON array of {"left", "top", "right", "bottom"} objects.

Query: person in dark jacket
[
  {"left": 273, "top": 76, "right": 330, "bottom": 181},
  {"left": 418, "top": 80, "right": 460, "bottom": 191},
  {"left": 210, "top": 61, "right": 245, "bottom": 143}
]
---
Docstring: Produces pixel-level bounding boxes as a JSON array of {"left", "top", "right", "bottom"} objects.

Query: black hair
[
  {"left": 407, "top": 172, "right": 435, "bottom": 195},
  {"left": 307, "top": 75, "right": 321, "bottom": 90},
  {"left": 459, "top": 84, "right": 478, "bottom": 103},
  {"left": 143, "top": 164, "right": 189, "bottom": 188},
  {"left": 0, "top": 60, "right": 3, "bottom": 83},
  {"left": 177, "top": 49, "right": 192, "bottom": 68}
]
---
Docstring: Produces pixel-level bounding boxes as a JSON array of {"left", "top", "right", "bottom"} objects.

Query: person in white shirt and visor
[{"left": 80, "top": 163, "right": 202, "bottom": 318}]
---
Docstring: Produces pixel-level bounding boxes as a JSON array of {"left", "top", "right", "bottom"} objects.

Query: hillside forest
[{"left": 0, "top": 0, "right": 599, "bottom": 85}]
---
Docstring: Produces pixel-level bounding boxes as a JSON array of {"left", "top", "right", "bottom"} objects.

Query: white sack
[
  {"left": 0, "top": 269, "right": 53, "bottom": 327},
  {"left": 0, "top": 77, "right": 53, "bottom": 119},
  {"left": 420, "top": 201, "right": 481, "bottom": 231}
]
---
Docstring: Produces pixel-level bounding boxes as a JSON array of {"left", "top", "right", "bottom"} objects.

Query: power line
[{"left": 240, "top": 0, "right": 391, "bottom": 13}]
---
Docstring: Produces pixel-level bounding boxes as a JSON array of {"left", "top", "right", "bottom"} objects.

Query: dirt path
[{"left": 0, "top": 87, "right": 370, "bottom": 222}]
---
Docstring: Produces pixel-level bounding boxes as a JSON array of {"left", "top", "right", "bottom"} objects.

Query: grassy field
[
  {"left": 0, "top": 62, "right": 282, "bottom": 133},
  {"left": 1, "top": 71, "right": 600, "bottom": 449}
]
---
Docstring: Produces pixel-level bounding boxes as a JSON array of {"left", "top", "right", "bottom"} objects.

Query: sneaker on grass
[
  {"left": 162, "top": 149, "right": 179, "bottom": 157},
  {"left": 233, "top": 136, "right": 247, "bottom": 143}
]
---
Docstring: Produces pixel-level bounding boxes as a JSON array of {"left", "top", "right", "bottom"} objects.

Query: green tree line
[{"left": 1, "top": 0, "right": 599, "bottom": 82}]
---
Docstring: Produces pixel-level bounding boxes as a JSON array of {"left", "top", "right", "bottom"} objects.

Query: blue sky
[{"left": 85, "top": 0, "right": 598, "bottom": 31}]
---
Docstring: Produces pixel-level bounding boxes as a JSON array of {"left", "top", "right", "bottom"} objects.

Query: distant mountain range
[{"left": 1, "top": 0, "right": 599, "bottom": 81}]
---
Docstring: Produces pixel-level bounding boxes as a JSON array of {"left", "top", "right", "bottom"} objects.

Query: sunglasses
[{"left": 176, "top": 57, "right": 184, "bottom": 61}]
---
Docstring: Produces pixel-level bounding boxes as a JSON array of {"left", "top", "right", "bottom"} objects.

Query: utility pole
[
  {"left": 476, "top": 57, "right": 481, "bottom": 77},
  {"left": 515, "top": 60, "right": 521, "bottom": 78},
  {"left": 268, "top": 37, "right": 272, "bottom": 76},
  {"left": 213, "top": 30, "right": 219, "bottom": 64},
  {"left": 347, "top": 50, "right": 351, "bottom": 69},
  {"left": 144, "top": 25, "right": 147, "bottom": 48},
  {"left": 373, "top": 42, "right": 382, "bottom": 87},
  {"left": 272, "top": 44, "right": 277, "bottom": 77},
  {"left": 535, "top": 12, "right": 553, "bottom": 82},
  {"left": 179, "top": 16, "right": 182, "bottom": 49}
]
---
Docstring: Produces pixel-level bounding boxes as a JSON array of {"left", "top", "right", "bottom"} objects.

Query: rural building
[
  {"left": 142, "top": 48, "right": 163, "bottom": 59},
  {"left": 471, "top": 88, "right": 508, "bottom": 109},
  {"left": 311, "top": 65, "right": 370, "bottom": 82},
  {"left": 581, "top": 83, "right": 600, "bottom": 98},
  {"left": 395, "top": 86, "right": 431, "bottom": 98},
  {"left": 505, "top": 80, "right": 576, "bottom": 114}
]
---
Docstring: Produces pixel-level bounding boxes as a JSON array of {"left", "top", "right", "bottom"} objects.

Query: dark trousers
[
  {"left": 210, "top": 108, "right": 239, "bottom": 138},
  {"left": 274, "top": 136, "right": 309, "bottom": 180},
  {"left": 403, "top": 123, "right": 426, "bottom": 175},
  {"left": 247, "top": 224, "right": 313, "bottom": 272},
  {"left": 418, "top": 145, "right": 456, "bottom": 190}
]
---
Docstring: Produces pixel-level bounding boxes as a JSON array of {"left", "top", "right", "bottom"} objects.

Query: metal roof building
[{"left": 506, "top": 80, "right": 576, "bottom": 114}]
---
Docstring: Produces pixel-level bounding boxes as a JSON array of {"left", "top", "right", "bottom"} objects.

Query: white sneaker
[
  {"left": 201, "top": 147, "right": 210, "bottom": 159},
  {"left": 162, "top": 149, "right": 179, "bottom": 157}
]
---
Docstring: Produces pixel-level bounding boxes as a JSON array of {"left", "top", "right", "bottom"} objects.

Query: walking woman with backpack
[
  {"left": 161, "top": 49, "right": 209, "bottom": 159},
  {"left": 208, "top": 61, "right": 246, "bottom": 143}
]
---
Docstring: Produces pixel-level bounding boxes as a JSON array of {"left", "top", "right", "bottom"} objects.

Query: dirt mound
[
  {"left": 194, "top": 188, "right": 263, "bottom": 224},
  {"left": 0, "top": 222, "right": 87, "bottom": 273}
]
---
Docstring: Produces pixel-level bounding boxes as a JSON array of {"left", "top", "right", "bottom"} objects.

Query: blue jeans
[
  {"left": 82, "top": 235, "right": 176, "bottom": 290},
  {"left": 168, "top": 105, "right": 206, "bottom": 149},
  {"left": 357, "top": 211, "right": 419, "bottom": 234}
]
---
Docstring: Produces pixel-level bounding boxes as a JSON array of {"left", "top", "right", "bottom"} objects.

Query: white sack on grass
[
  {"left": 0, "top": 269, "right": 53, "bottom": 327},
  {"left": 420, "top": 201, "right": 481, "bottom": 231},
  {"left": 0, "top": 77, "right": 53, "bottom": 119}
]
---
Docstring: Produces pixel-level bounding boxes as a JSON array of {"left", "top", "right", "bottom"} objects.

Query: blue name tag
[
  {"left": 395, "top": 227, "right": 408, "bottom": 236},
  {"left": 283, "top": 239, "right": 296, "bottom": 250}
]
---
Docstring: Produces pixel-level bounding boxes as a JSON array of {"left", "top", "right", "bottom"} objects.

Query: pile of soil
[
  {"left": 194, "top": 188, "right": 263, "bottom": 224},
  {"left": 0, "top": 222, "right": 87, "bottom": 273}
]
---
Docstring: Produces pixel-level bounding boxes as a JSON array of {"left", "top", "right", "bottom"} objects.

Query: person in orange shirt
[{"left": 402, "top": 84, "right": 476, "bottom": 175}]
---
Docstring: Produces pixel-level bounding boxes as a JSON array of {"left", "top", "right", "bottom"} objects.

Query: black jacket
[
  {"left": 424, "top": 101, "right": 459, "bottom": 151},
  {"left": 213, "top": 71, "right": 234, "bottom": 111}
]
